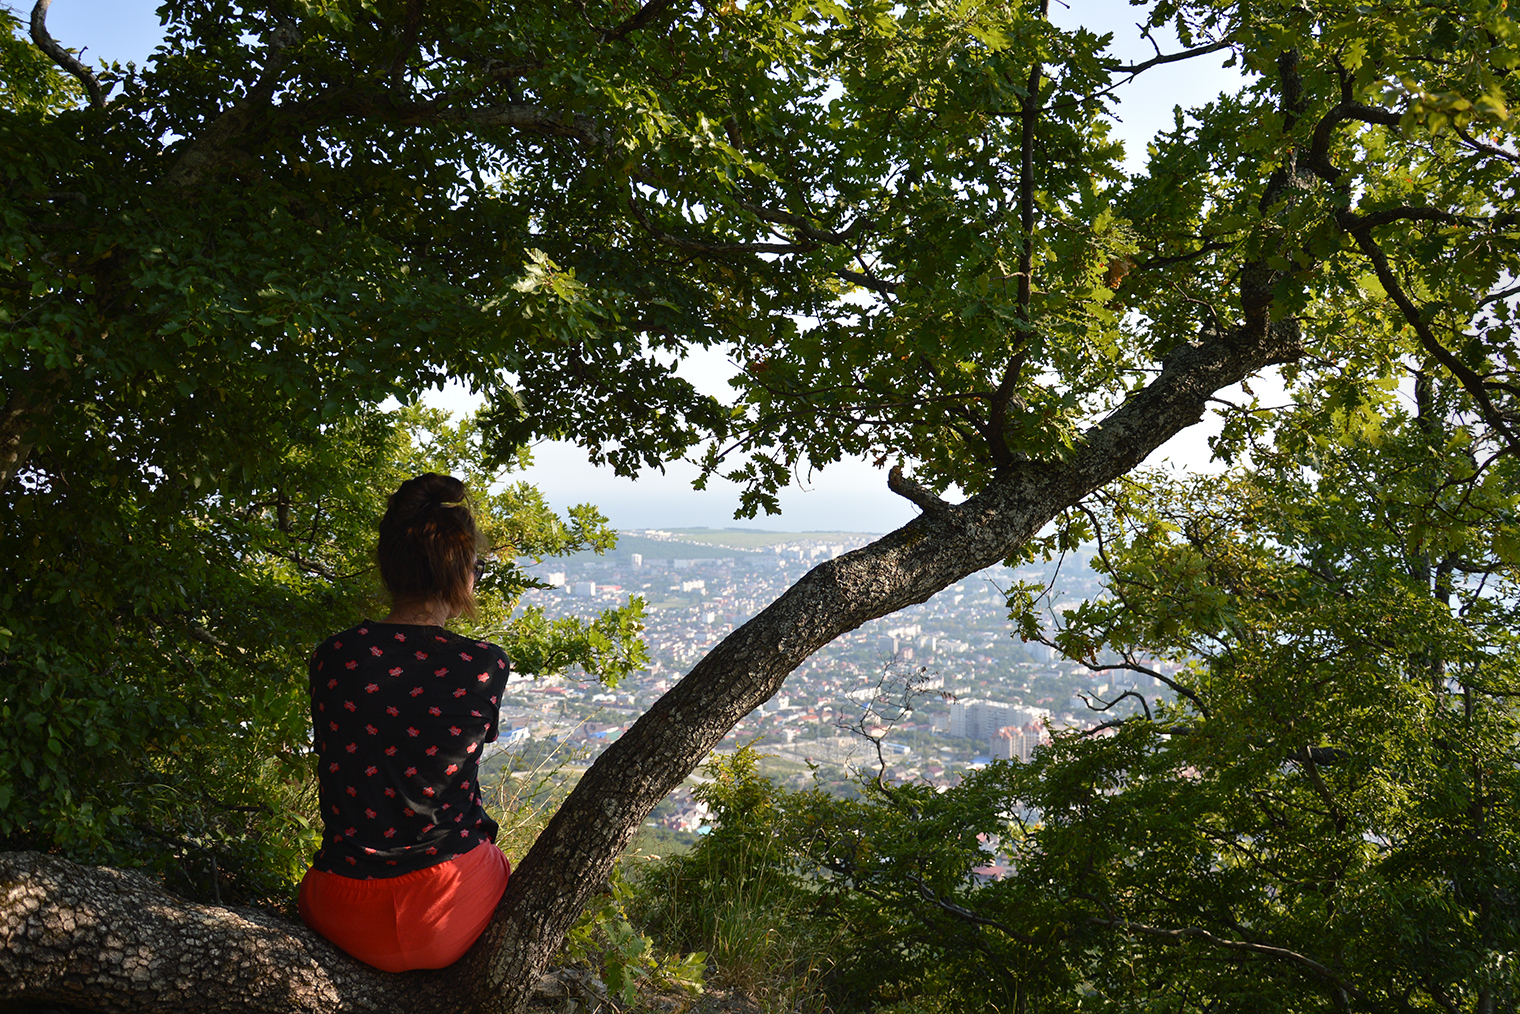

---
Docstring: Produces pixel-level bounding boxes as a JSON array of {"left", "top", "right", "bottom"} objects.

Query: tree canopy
[{"left": 1, "top": 0, "right": 1516, "bottom": 1010}]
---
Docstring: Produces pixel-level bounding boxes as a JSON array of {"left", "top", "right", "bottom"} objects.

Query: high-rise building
[{"left": 950, "top": 699, "right": 1045, "bottom": 741}]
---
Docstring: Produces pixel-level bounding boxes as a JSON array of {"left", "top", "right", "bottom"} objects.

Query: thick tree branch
[
  {"left": 29, "top": 0, "right": 104, "bottom": 109},
  {"left": 0, "top": 851, "right": 451, "bottom": 1013},
  {"left": 600, "top": 0, "right": 683, "bottom": 43},
  {"left": 161, "top": 18, "right": 303, "bottom": 188},
  {"left": 475, "top": 306, "right": 1301, "bottom": 1011}
]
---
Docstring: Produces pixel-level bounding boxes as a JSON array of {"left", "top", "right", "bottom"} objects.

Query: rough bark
[{"left": 0, "top": 312, "right": 1301, "bottom": 1013}]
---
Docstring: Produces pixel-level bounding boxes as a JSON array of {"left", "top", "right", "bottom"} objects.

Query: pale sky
[{"left": 35, "top": 0, "right": 1258, "bottom": 533}]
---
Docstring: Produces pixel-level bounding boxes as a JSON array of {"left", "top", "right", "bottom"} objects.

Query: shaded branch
[
  {"left": 600, "top": 0, "right": 683, "bottom": 43},
  {"left": 1344, "top": 224, "right": 1520, "bottom": 456},
  {"left": 1088, "top": 916, "right": 1364, "bottom": 1000},
  {"left": 837, "top": 267, "right": 899, "bottom": 296},
  {"left": 902, "top": 872, "right": 1037, "bottom": 944}
]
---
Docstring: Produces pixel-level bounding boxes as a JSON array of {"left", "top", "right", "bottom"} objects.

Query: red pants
[{"left": 298, "top": 842, "right": 510, "bottom": 972}]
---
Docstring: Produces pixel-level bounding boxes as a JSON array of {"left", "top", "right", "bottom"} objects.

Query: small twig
[{"left": 1107, "top": 39, "right": 1234, "bottom": 77}]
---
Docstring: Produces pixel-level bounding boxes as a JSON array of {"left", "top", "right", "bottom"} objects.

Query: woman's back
[{"left": 309, "top": 621, "right": 509, "bottom": 876}]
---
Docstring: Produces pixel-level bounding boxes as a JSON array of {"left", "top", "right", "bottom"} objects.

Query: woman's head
[{"left": 377, "top": 473, "right": 482, "bottom": 618}]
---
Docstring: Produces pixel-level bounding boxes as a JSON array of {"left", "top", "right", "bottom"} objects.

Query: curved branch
[
  {"left": 29, "top": 0, "right": 104, "bottom": 109},
  {"left": 1343, "top": 222, "right": 1520, "bottom": 456},
  {"left": 1088, "top": 916, "right": 1364, "bottom": 1000}
]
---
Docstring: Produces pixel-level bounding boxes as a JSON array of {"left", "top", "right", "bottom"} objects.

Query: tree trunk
[
  {"left": 0, "top": 369, "right": 64, "bottom": 493},
  {"left": 0, "top": 319, "right": 1301, "bottom": 1013}
]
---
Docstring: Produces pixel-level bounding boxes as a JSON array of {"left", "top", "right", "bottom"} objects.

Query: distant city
[{"left": 488, "top": 528, "right": 1183, "bottom": 835}]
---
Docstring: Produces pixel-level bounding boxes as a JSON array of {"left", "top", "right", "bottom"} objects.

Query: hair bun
[{"left": 377, "top": 473, "right": 482, "bottom": 618}]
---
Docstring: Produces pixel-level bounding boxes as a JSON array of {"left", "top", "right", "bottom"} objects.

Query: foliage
[
  {"left": 562, "top": 868, "right": 707, "bottom": 1006},
  {"left": 630, "top": 749, "right": 841, "bottom": 1005}
]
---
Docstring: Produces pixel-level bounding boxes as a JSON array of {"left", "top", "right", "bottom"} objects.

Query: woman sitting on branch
[{"left": 297, "top": 473, "right": 512, "bottom": 972}]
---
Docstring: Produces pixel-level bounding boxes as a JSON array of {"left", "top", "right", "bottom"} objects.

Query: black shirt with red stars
[{"left": 308, "top": 621, "right": 511, "bottom": 879}]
